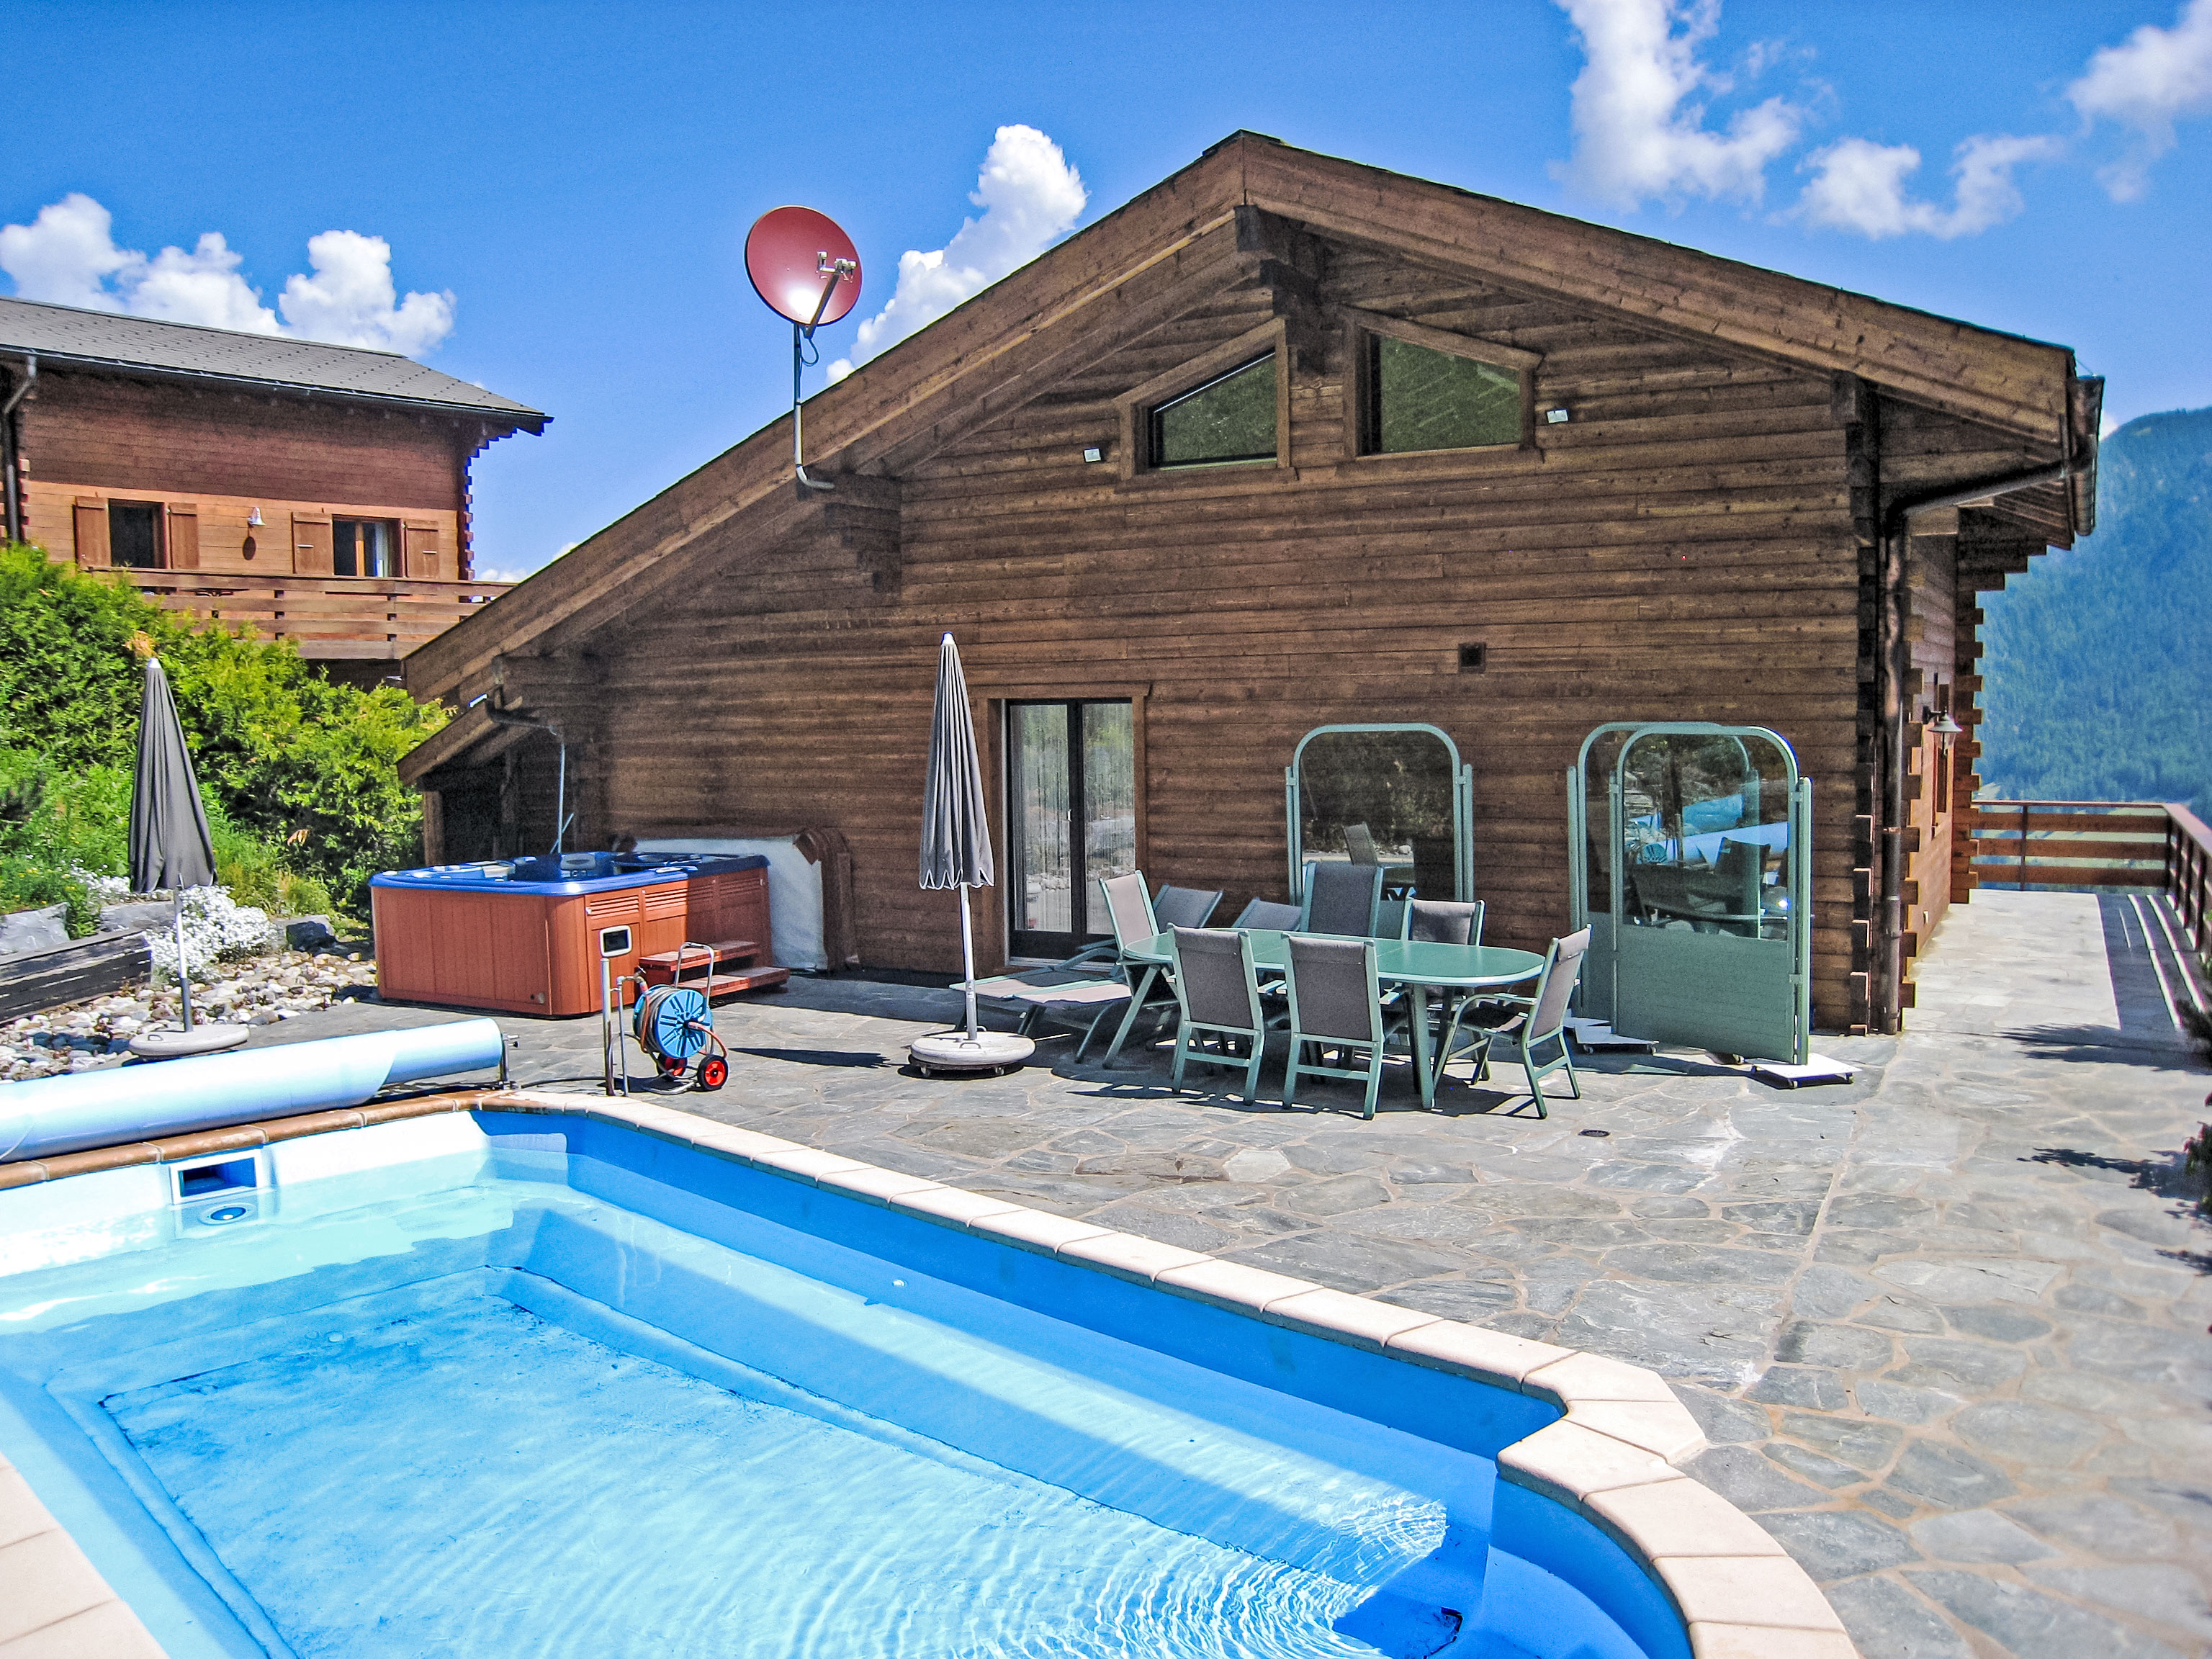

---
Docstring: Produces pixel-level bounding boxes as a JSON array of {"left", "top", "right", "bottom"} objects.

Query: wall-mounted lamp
[
  {"left": 246, "top": 506, "right": 264, "bottom": 528},
  {"left": 1543, "top": 407, "right": 1570, "bottom": 425},
  {"left": 1081, "top": 446, "right": 1105, "bottom": 464},
  {"left": 1926, "top": 709, "right": 1964, "bottom": 746}
]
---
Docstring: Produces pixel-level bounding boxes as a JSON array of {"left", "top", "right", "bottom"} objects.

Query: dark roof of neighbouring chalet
[
  {"left": 0, "top": 295, "right": 547, "bottom": 432},
  {"left": 400, "top": 131, "right": 2099, "bottom": 726}
]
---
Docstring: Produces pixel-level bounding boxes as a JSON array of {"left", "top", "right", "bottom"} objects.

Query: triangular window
[
  {"left": 1362, "top": 333, "right": 1522, "bottom": 454},
  {"left": 1148, "top": 354, "right": 1277, "bottom": 469}
]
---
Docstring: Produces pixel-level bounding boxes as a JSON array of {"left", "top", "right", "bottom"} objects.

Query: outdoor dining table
[{"left": 1107, "top": 929, "right": 1547, "bottom": 1109}]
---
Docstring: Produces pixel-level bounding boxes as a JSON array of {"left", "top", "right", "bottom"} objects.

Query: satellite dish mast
[{"left": 746, "top": 206, "right": 861, "bottom": 493}]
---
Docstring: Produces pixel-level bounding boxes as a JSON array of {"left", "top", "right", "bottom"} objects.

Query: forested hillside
[{"left": 1979, "top": 405, "right": 2211, "bottom": 817}]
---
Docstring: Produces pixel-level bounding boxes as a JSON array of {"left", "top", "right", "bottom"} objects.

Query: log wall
[{"left": 427, "top": 245, "right": 2053, "bottom": 1034}]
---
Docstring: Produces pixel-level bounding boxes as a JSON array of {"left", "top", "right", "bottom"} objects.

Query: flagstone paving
[{"left": 264, "top": 889, "right": 2212, "bottom": 1658}]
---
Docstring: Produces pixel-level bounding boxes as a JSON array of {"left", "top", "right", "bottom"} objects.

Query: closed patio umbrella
[
  {"left": 127, "top": 649, "right": 246, "bottom": 1056},
  {"left": 909, "top": 633, "right": 1033, "bottom": 1074}
]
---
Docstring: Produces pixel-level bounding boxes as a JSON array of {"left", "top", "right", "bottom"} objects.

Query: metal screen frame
[{"left": 1285, "top": 724, "right": 1474, "bottom": 904}]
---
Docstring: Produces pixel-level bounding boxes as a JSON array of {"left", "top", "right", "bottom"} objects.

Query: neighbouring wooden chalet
[
  {"left": 399, "top": 134, "right": 2098, "bottom": 1035},
  {"left": 0, "top": 297, "right": 547, "bottom": 683}
]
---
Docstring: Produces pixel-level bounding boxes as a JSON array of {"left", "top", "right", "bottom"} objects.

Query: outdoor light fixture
[
  {"left": 1544, "top": 407, "right": 1570, "bottom": 425},
  {"left": 246, "top": 506, "right": 264, "bottom": 527},
  {"left": 1927, "top": 709, "right": 1964, "bottom": 745},
  {"left": 1082, "top": 446, "right": 1105, "bottom": 463}
]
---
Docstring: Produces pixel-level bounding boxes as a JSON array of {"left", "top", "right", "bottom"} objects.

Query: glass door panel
[{"left": 1008, "top": 700, "right": 1134, "bottom": 959}]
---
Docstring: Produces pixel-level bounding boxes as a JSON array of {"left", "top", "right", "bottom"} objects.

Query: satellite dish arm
[{"left": 793, "top": 256, "right": 856, "bottom": 493}]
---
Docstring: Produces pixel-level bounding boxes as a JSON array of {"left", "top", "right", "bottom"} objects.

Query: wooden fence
[
  {"left": 1969, "top": 798, "right": 2212, "bottom": 985},
  {"left": 109, "top": 571, "right": 512, "bottom": 661}
]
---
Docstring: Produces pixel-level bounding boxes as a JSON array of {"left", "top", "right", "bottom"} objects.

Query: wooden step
[
  {"left": 639, "top": 940, "right": 759, "bottom": 981},
  {"left": 667, "top": 966, "right": 791, "bottom": 999}
]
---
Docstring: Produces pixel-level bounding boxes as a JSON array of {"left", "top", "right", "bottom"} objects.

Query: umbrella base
[
  {"left": 909, "top": 1030, "right": 1035, "bottom": 1076},
  {"left": 129, "top": 1024, "right": 251, "bottom": 1061}
]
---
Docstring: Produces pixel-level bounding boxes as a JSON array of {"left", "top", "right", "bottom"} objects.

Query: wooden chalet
[
  {"left": 0, "top": 297, "right": 547, "bottom": 683},
  {"left": 399, "top": 133, "right": 2098, "bottom": 1035}
]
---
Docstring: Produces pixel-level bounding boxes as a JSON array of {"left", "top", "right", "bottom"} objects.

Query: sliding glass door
[{"left": 1006, "top": 700, "right": 1135, "bottom": 959}]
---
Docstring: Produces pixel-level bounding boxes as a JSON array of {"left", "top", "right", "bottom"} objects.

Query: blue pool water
[{"left": 0, "top": 1115, "right": 1687, "bottom": 1659}]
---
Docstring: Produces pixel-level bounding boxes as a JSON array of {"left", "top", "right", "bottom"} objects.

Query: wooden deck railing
[
  {"left": 107, "top": 570, "right": 513, "bottom": 660},
  {"left": 1969, "top": 798, "right": 2212, "bottom": 983}
]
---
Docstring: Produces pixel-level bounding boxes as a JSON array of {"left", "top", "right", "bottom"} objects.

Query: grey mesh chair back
[
  {"left": 1282, "top": 934, "right": 1388, "bottom": 1118},
  {"left": 1436, "top": 927, "right": 1591, "bottom": 1118},
  {"left": 1301, "top": 861, "right": 1384, "bottom": 937},
  {"left": 1231, "top": 898, "right": 1303, "bottom": 931},
  {"left": 1403, "top": 899, "right": 1485, "bottom": 946},
  {"left": 1167, "top": 926, "right": 1267, "bottom": 1100},
  {"left": 1716, "top": 839, "right": 1764, "bottom": 933},
  {"left": 1097, "top": 871, "right": 1159, "bottom": 950},
  {"left": 1154, "top": 884, "right": 1224, "bottom": 929},
  {"left": 1342, "top": 823, "right": 1380, "bottom": 865}
]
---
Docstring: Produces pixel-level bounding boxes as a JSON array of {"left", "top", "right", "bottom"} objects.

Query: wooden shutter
[
  {"left": 166, "top": 503, "right": 199, "bottom": 570},
  {"left": 291, "top": 512, "right": 333, "bottom": 575},
  {"left": 401, "top": 522, "right": 441, "bottom": 580},
  {"left": 73, "top": 497, "right": 109, "bottom": 567}
]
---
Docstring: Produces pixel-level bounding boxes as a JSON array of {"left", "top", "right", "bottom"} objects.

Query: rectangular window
[
  {"left": 1007, "top": 700, "right": 1136, "bottom": 958},
  {"left": 1148, "top": 354, "right": 1277, "bottom": 469},
  {"left": 333, "top": 518, "right": 398, "bottom": 577},
  {"left": 107, "top": 502, "right": 163, "bottom": 570},
  {"left": 1363, "top": 333, "right": 1522, "bottom": 454}
]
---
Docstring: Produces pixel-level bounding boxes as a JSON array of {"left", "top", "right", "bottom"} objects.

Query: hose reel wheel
[{"left": 634, "top": 984, "right": 712, "bottom": 1064}]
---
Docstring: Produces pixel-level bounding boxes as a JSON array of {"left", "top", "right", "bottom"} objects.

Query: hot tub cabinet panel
[{"left": 372, "top": 855, "right": 770, "bottom": 1015}]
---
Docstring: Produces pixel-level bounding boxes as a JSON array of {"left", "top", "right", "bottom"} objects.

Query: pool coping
[{"left": 0, "top": 1089, "right": 1858, "bottom": 1659}]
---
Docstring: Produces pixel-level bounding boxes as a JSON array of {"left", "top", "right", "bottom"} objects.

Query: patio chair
[
  {"left": 1300, "top": 860, "right": 1385, "bottom": 937},
  {"left": 1231, "top": 898, "right": 1303, "bottom": 930},
  {"left": 1167, "top": 926, "right": 1267, "bottom": 1100},
  {"left": 1154, "top": 884, "right": 1224, "bottom": 929},
  {"left": 1382, "top": 898, "right": 1485, "bottom": 1033},
  {"left": 1436, "top": 927, "right": 1591, "bottom": 1118},
  {"left": 1092, "top": 870, "right": 1181, "bottom": 1053},
  {"left": 1343, "top": 823, "right": 1381, "bottom": 864},
  {"left": 1282, "top": 934, "right": 1389, "bottom": 1118}
]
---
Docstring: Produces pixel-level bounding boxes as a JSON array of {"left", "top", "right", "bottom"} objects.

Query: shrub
[{"left": 0, "top": 544, "right": 448, "bottom": 909}]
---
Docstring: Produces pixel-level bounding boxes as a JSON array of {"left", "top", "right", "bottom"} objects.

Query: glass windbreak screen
[
  {"left": 1617, "top": 732, "right": 1794, "bottom": 938},
  {"left": 1369, "top": 335, "right": 1521, "bottom": 454},
  {"left": 1150, "top": 355, "right": 1277, "bottom": 468},
  {"left": 1298, "top": 729, "right": 1455, "bottom": 899}
]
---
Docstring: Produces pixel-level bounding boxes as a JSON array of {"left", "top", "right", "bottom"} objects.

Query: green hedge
[{"left": 0, "top": 544, "right": 447, "bottom": 914}]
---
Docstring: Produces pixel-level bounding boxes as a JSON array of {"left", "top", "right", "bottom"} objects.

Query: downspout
[
  {"left": 1874, "top": 458, "right": 2069, "bottom": 1030},
  {"left": 1, "top": 354, "right": 36, "bottom": 544}
]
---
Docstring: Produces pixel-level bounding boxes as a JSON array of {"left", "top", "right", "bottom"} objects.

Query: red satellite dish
[{"left": 745, "top": 206, "right": 862, "bottom": 331}]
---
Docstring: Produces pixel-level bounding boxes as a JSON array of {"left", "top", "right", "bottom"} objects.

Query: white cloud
[
  {"left": 1551, "top": 0, "right": 1802, "bottom": 207},
  {"left": 1798, "top": 132, "right": 2057, "bottom": 239},
  {"left": 826, "top": 125, "right": 1085, "bottom": 381},
  {"left": 0, "top": 193, "right": 454, "bottom": 356},
  {"left": 2069, "top": 0, "right": 2212, "bottom": 199},
  {"left": 276, "top": 230, "right": 454, "bottom": 354}
]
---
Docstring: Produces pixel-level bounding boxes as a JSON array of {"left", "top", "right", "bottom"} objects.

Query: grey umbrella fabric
[
  {"left": 919, "top": 632, "right": 993, "bottom": 891},
  {"left": 130, "top": 655, "right": 217, "bottom": 893},
  {"left": 920, "top": 634, "right": 992, "bottom": 1040},
  {"left": 130, "top": 654, "right": 217, "bottom": 1033}
]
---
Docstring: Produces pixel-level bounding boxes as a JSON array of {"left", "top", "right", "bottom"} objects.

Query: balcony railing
[
  {"left": 106, "top": 570, "right": 512, "bottom": 660},
  {"left": 1968, "top": 798, "right": 2212, "bottom": 984}
]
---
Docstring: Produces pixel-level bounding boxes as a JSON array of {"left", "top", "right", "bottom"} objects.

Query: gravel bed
[{"left": 0, "top": 950, "right": 378, "bottom": 1082}]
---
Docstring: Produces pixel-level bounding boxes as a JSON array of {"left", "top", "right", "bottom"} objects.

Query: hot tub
[
  {"left": 371, "top": 853, "right": 771, "bottom": 1015},
  {"left": 0, "top": 1101, "right": 1847, "bottom": 1659}
]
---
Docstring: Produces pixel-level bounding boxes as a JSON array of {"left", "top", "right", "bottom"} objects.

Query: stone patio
[{"left": 257, "top": 889, "right": 2212, "bottom": 1658}]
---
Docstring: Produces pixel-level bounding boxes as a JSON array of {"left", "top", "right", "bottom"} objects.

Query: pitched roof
[
  {"left": 402, "top": 132, "right": 2092, "bottom": 703},
  {"left": 0, "top": 295, "right": 547, "bottom": 431}
]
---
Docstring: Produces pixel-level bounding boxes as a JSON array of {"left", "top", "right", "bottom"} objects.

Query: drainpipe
[
  {"left": 467, "top": 694, "right": 570, "bottom": 854},
  {"left": 1874, "top": 459, "right": 2069, "bottom": 1030},
  {"left": 1, "top": 354, "right": 35, "bottom": 545}
]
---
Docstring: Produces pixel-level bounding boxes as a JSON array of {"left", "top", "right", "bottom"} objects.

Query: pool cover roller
[{"left": 0, "top": 1019, "right": 505, "bottom": 1162}]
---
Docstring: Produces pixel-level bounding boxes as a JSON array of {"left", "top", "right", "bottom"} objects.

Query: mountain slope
[{"left": 1979, "top": 405, "right": 2212, "bottom": 817}]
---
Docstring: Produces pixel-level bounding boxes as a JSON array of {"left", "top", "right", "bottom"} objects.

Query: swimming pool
[{"left": 0, "top": 1096, "right": 1841, "bottom": 1658}]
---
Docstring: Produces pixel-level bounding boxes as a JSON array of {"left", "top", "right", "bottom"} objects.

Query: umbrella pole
[
  {"left": 173, "top": 891, "right": 194, "bottom": 1033},
  {"left": 958, "top": 884, "right": 979, "bottom": 1041}
]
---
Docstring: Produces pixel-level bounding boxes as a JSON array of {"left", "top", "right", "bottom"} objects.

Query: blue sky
[{"left": 6, "top": 1, "right": 2207, "bottom": 579}]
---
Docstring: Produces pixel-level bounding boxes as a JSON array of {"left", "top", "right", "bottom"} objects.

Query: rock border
[{"left": 0, "top": 1089, "right": 1855, "bottom": 1658}]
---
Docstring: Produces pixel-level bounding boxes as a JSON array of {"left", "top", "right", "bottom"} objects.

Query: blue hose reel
[{"left": 631, "top": 981, "right": 729, "bottom": 1090}]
